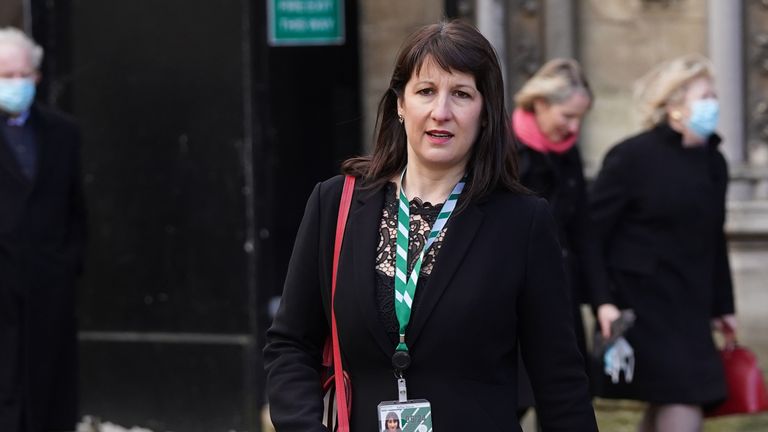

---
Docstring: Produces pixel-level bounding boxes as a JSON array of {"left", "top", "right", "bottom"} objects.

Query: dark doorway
[
  {"left": 30, "top": 0, "right": 362, "bottom": 430},
  {"left": 265, "top": 0, "right": 362, "bottom": 305}
]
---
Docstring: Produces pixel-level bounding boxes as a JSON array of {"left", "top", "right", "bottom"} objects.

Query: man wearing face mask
[
  {"left": 589, "top": 54, "right": 737, "bottom": 432},
  {"left": 0, "top": 27, "right": 86, "bottom": 432}
]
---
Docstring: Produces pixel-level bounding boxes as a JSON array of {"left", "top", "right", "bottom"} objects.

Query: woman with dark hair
[
  {"left": 264, "top": 20, "right": 597, "bottom": 431},
  {"left": 383, "top": 411, "right": 402, "bottom": 432}
]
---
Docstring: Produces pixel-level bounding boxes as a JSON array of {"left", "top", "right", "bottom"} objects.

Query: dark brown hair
[{"left": 341, "top": 20, "right": 525, "bottom": 204}]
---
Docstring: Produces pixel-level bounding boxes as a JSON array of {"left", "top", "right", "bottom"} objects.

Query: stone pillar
[
  {"left": 476, "top": 0, "right": 509, "bottom": 105},
  {"left": 708, "top": 0, "right": 745, "bottom": 165},
  {"left": 543, "top": 0, "right": 576, "bottom": 60}
]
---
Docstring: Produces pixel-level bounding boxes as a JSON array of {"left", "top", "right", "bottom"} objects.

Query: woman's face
[
  {"left": 678, "top": 76, "right": 717, "bottom": 118},
  {"left": 532, "top": 90, "right": 591, "bottom": 142},
  {"left": 386, "top": 417, "right": 399, "bottom": 430},
  {"left": 397, "top": 56, "right": 484, "bottom": 173}
]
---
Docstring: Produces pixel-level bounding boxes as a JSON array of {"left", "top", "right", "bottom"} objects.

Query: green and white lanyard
[{"left": 394, "top": 168, "right": 465, "bottom": 357}]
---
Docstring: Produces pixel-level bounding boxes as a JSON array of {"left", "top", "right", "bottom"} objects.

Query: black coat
[
  {"left": 0, "top": 105, "right": 86, "bottom": 432},
  {"left": 517, "top": 143, "right": 601, "bottom": 316},
  {"left": 264, "top": 175, "right": 597, "bottom": 432},
  {"left": 589, "top": 124, "right": 734, "bottom": 404},
  {"left": 515, "top": 142, "right": 600, "bottom": 405}
]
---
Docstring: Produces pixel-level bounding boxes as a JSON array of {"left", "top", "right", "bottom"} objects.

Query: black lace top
[{"left": 375, "top": 182, "right": 447, "bottom": 344}]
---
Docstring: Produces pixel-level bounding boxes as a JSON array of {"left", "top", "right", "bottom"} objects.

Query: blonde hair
[
  {"left": 634, "top": 54, "right": 714, "bottom": 128},
  {"left": 0, "top": 27, "right": 44, "bottom": 70},
  {"left": 514, "top": 58, "right": 592, "bottom": 112}
]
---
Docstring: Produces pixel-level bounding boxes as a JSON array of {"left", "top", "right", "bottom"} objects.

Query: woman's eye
[
  {"left": 453, "top": 90, "right": 471, "bottom": 98},
  {"left": 417, "top": 88, "right": 434, "bottom": 95}
]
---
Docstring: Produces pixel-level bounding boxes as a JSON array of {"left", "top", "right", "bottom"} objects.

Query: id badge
[{"left": 377, "top": 399, "right": 433, "bottom": 432}]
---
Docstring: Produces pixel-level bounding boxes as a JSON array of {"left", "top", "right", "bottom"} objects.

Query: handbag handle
[
  {"left": 720, "top": 318, "right": 738, "bottom": 349},
  {"left": 331, "top": 175, "right": 355, "bottom": 431}
]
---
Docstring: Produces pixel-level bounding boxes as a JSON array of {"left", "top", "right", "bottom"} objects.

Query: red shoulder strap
[{"left": 331, "top": 175, "right": 355, "bottom": 431}]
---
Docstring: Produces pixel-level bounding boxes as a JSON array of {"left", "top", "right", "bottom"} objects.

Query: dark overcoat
[
  {"left": 0, "top": 105, "right": 86, "bottom": 432},
  {"left": 264, "top": 175, "right": 597, "bottom": 431},
  {"left": 515, "top": 141, "right": 600, "bottom": 406},
  {"left": 589, "top": 124, "right": 734, "bottom": 404}
]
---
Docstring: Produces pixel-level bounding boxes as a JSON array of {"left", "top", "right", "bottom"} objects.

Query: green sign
[{"left": 268, "top": 0, "right": 345, "bottom": 46}]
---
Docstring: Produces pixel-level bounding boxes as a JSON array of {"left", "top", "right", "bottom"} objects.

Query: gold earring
[
  {"left": 397, "top": 114, "right": 404, "bottom": 124},
  {"left": 670, "top": 111, "right": 683, "bottom": 121}
]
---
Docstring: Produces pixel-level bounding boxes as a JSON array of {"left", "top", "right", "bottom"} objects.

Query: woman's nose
[
  {"left": 567, "top": 119, "right": 581, "bottom": 134},
  {"left": 431, "top": 93, "right": 452, "bottom": 121}
]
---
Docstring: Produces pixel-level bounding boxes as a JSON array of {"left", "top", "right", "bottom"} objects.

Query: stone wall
[
  {"left": 578, "top": 0, "right": 709, "bottom": 175},
  {"left": 728, "top": 241, "right": 768, "bottom": 373}
]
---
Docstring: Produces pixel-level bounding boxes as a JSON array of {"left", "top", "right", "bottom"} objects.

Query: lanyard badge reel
[{"left": 377, "top": 169, "right": 465, "bottom": 431}]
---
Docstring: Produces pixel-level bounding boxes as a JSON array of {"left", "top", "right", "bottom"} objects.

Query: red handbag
[
  {"left": 320, "top": 175, "right": 355, "bottom": 431},
  {"left": 706, "top": 327, "right": 768, "bottom": 417}
]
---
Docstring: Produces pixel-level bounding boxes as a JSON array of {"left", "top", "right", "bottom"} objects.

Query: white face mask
[{"left": 0, "top": 78, "right": 36, "bottom": 114}]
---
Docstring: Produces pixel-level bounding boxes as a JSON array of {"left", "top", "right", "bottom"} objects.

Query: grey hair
[
  {"left": 634, "top": 54, "right": 714, "bottom": 128},
  {"left": 0, "top": 27, "right": 44, "bottom": 69}
]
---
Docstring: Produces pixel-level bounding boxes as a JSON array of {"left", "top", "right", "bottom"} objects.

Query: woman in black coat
[
  {"left": 510, "top": 60, "right": 596, "bottom": 413},
  {"left": 263, "top": 21, "right": 597, "bottom": 431},
  {"left": 590, "top": 54, "right": 737, "bottom": 432}
]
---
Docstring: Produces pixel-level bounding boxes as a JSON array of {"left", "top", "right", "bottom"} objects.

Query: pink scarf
[{"left": 512, "top": 108, "right": 577, "bottom": 154}]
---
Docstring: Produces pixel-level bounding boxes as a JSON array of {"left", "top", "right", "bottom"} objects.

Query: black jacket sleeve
[
  {"left": 264, "top": 182, "right": 332, "bottom": 432},
  {"left": 588, "top": 145, "right": 634, "bottom": 309},
  {"left": 711, "top": 152, "right": 735, "bottom": 317}
]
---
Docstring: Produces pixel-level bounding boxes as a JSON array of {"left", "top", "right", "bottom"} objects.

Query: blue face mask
[
  {"left": 0, "top": 78, "right": 37, "bottom": 114},
  {"left": 686, "top": 98, "right": 719, "bottom": 139}
]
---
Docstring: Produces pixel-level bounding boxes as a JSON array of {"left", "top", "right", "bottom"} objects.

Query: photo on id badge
[{"left": 378, "top": 400, "right": 433, "bottom": 431}]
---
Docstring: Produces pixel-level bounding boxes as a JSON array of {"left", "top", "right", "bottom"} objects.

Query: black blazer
[
  {"left": 0, "top": 104, "right": 86, "bottom": 432},
  {"left": 264, "top": 175, "right": 597, "bottom": 431}
]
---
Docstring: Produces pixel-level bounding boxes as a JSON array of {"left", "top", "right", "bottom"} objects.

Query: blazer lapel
[
  {"left": 406, "top": 202, "right": 485, "bottom": 348},
  {"left": 0, "top": 127, "right": 30, "bottom": 185},
  {"left": 348, "top": 185, "right": 394, "bottom": 358}
]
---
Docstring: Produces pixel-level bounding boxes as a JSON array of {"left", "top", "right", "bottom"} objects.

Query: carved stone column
[
  {"left": 728, "top": 0, "right": 768, "bottom": 240},
  {"left": 477, "top": 0, "right": 510, "bottom": 100},
  {"left": 746, "top": 0, "right": 768, "bottom": 177},
  {"left": 505, "top": 0, "right": 545, "bottom": 106},
  {"left": 710, "top": 0, "right": 750, "bottom": 202},
  {"left": 709, "top": 0, "right": 745, "bottom": 165}
]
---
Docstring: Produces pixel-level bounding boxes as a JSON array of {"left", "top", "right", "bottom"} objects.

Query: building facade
[{"left": 3, "top": 0, "right": 767, "bottom": 430}]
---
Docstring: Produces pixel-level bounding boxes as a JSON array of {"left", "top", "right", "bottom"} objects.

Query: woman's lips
[{"left": 426, "top": 130, "right": 454, "bottom": 144}]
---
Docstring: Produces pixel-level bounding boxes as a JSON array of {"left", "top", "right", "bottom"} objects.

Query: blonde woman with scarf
[{"left": 511, "top": 58, "right": 601, "bottom": 417}]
